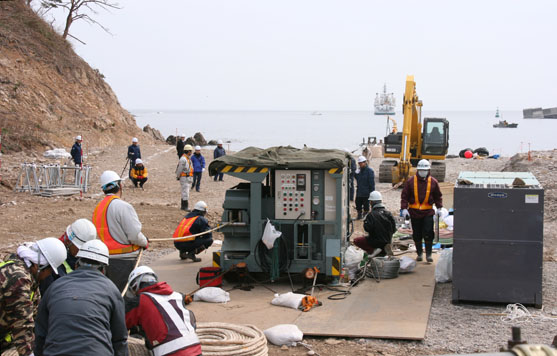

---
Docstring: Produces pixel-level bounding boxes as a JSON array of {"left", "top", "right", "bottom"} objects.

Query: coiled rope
[
  {"left": 501, "top": 303, "right": 557, "bottom": 324},
  {"left": 197, "top": 322, "right": 268, "bottom": 356},
  {"left": 365, "top": 257, "right": 400, "bottom": 280}
]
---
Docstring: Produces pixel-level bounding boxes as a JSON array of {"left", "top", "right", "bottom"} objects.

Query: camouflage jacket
[{"left": 0, "top": 254, "right": 39, "bottom": 356}]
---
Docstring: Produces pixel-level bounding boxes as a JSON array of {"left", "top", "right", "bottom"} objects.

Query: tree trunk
[{"left": 62, "top": 2, "right": 75, "bottom": 39}]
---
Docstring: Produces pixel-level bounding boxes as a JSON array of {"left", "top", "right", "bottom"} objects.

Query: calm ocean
[{"left": 132, "top": 110, "right": 557, "bottom": 156}]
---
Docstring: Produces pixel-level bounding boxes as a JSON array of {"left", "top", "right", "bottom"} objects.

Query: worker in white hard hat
[
  {"left": 176, "top": 144, "right": 194, "bottom": 211},
  {"left": 127, "top": 137, "right": 141, "bottom": 179},
  {"left": 0, "top": 237, "right": 66, "bottom": 356},
  {"left": 213, "top": 139, "right": 226, "bottom": 182},
  {"left": 92, "top": 170, "right": 149, "bottom": 292},
  {"left": 354, "top": 155, "right": 376, "bottom": 220},
  {"left": 125, "top": 266, "right": 201, "bottom": 355},
  {"left": 191, "top": 145, "right": 205, "bottom": 192},
  {"left": 71, "top": 135, "right": 83, "bottom": 166},
  {"left": 353, "top": 191, "right": 397, "bottom": 258},
  {"left": 39, "top": 218, "right": 98, "bottom": 294},
  {"left": 35, "top": 240, "right": 128, "bottom": 356},
  {"left": 400, "top": 159, "right": 443, "bottom": 262},
  {"left": 130, "top": 158, "right": 148, "bottom": 189},
  {"left": 176, "top": 133, "right": 186, "bottom": 159},
  {"left": 173, "top": 201, "right": 213, "bottom": 262}
]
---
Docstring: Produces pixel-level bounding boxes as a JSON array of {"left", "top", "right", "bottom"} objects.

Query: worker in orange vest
[
  {"left": 93, "top": 170, "right": 149, "bottom": 292},
  {"left": 176, "top": 144, "right": 194, "bottom": 211},
  {"left": 173, "top": 201, "right": 213, "bottom": 262},
  {"left": 400, "top": 160, "right": 443, "bottom": 263}
]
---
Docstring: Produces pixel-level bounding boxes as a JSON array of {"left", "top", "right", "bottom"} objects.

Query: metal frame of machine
[{"left": 209, "top": 147, "right": 351, "bottom": 281}]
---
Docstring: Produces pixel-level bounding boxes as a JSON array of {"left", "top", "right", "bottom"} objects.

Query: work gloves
[
  {"left": 436, "top": 209, "right": 443, "bottom": 217},
  {"left": 400, "top": 209, "right": 410, "bottom": 219}
]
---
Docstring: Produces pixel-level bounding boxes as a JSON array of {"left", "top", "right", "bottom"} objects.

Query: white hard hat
[
  {"left": 36, "top": 237, "right": 67, "bottom": 275},
  {"left": 75, "top": 135, "right": 82, "bottom": 141},
  {"left": 357, "top": 156, "right": 367, "bottom": 163},
  {"left": 76, "top": 240, "right": 109, "bottom": 265},
  {"left": 217, "top": 139, "right": 223, "bottom": 145},
  {"left": 368, "top": 191, "right": 382, "bottom": 202},
  {"left": 194, "top": 201, "right": 208, "bottom": 212},
  {"left": 128, "top": 266, "right": 158, "bottom": 293},
  {"left": 66, "top": 219, "right": 97, "bottom": 248},
  {"left": 417, "top": 159, "right": 431, "bottom": 170},
  {"left": 100, "top": 170, "right": 122, "bottom": 190},
  {"left": 132, "top": 137, "right": 138, "bottom": 143},
  {"left": 180, "top": 133, "right": 186, "bottom": 138},
  {"left": 135, "top": 158, "right": 143, "bottom": 165},
  {"left": 194, "top": 145, "right": 201, "bottom": 151}
]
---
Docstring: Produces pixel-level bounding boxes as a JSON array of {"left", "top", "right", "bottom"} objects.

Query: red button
[
  {"left": 295, "top": 208, "right": 298, "bottom": 211},
  {"left": 289, "top": 198, "right": 292, "bottom": 201},
  {"left": 301, "top": 198, "right": 304, "bottom": 201},
  {"left": 284, "top": 208, "right": 287, "bottom": 211},
  {"left": 301, "top": 204, "right": 304, "bottom": 207},
  {"left": 283, "top": 198, "right": 287, "bottom": 201}
]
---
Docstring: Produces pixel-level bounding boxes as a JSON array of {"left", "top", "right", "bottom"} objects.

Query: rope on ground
[
  {"left": 148, "top": 223, "right": 231, "bottom": 242},
  {"left": 500, "top": 303, "right": 557, "bottom": 324},
  {"left": 196, "top": 322, "right": 268, "bottom": 356}
]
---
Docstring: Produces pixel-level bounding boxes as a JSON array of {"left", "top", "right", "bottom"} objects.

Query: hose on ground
[{"left": 196, "top": 322, "right": 268, "bottom": 356}]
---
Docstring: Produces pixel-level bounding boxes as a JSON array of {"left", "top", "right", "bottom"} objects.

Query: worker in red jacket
[
  {"left": 400, "top": 159, "right": 443, "bottom": 263},
  {"left": 125, "top": 266, "right": 201, "bottom": 356}
]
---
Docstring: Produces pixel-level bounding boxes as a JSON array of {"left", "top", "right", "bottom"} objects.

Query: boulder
[
  {"left": 166, "top": 135, "right": 177, "bottom": 145},
  {"left": 185, "top": 137, "right": 196, "bottom": 146},
  {"left": 143, "top": 125, "right": 165, "bottom": 142},
  {"left": 193, "top": 132, "right": 207, "bottom": 146},
  {"left": 207, "top": 139, "right": 218, "bottom": 145}
]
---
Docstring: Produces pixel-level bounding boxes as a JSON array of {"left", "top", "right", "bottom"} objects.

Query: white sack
[
  {"left": 345, "top": 245, "right": 364, "bottom": 280},
  {"left": 43, "top": 148, "right": 71, "bottom": 159},
  {"left": 444, "top": 215, "right": 454, "bottom": 231},
  {"left": 264, "top": 324, "right": 304, "bottom": 346},
  {"left": 399, "top": 256, "right": 417, "bottom": 273},
  {"left": 262, "top": 218, "right": 282, "bottom": 249},
  {"left": 435, "top": 248, "right": 453, "bottom": 283},
  {"left": 193, "top": 287, "right": 230, "bottom": 303},
  {"left": 271, "top": 292, "right": 305, "bottom": 310}
]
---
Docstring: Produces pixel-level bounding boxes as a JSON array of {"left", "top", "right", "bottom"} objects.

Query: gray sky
[{"left": 50, "top": 0, "right": 556, "bottom": 111}]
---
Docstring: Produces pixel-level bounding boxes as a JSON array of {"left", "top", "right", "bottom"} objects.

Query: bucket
[{"left": 196, "top": 267, "right": 223, "bottom": 287}]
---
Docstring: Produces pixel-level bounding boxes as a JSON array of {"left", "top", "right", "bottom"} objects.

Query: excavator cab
[{"left": 422, "top": 118, "right": 449, "bottom": 156}]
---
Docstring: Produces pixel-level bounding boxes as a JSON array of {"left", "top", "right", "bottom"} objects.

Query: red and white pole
[{"left": 79, "top": 138, "right": 83, "bottom": 199}]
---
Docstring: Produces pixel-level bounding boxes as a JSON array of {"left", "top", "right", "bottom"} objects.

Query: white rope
[
  {"left": 148, "top": 223, "right": 231, "bottom": 242},
  {"left": 197, "top": 322, "right": 268, "bottom": 356},
  {"left": 500, "top": 303, "right": 557, "bottom": 324}
]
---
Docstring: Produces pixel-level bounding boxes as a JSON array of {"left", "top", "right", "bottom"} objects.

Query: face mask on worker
[{"left": 418, "top": 170, "right": 428, "bottom": 178}]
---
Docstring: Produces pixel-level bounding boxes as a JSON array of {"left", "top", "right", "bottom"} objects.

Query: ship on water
[{"left": 374, "top": 83, "right": 396, "bottom": 115}]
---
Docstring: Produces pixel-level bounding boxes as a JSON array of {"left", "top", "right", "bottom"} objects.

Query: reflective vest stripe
[
  {"left": 180, "top": 156, "right": 193, "bottom": 177},
  {"left": 143, "top": 292, "right": 200, "bottom": 356},
  {"left": 62, "top": 260, "right": 73, "bottom": 274},
  {"left": 409, "top": 176, "right": 432, "bottom": 210},
  {"left": 0, "top": 260, "right": 14, "bottom": 268},
  {"left": 93, "top": 196, "right": 140, "bottom": 255},
  {"left": 172, "top": 217, "right": 199, "bottom": 241}
]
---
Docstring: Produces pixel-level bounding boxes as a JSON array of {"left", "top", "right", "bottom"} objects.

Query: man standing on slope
[
  {"left": 71, "top": 135, "right": 83, "bottom": 166},
  {"left": 400, "top": 159, "right": 443, "bottom": 263},
  {"left": 354, "top": 155, "right": 375, "bottom": 220},
  {"left": 93, "top": 170, "right": 149, "bottom": 292},
  {"left": 191, "top": 146, "right": 205, "bottom": 193},
  {"left": 176, "top": 133, "right": 186, "bottom": 159},
  {"left": 176, "top": 144, "right": 194, "bottom": 211},
  {"left": 213, "top": 140, "right": 226, "bottom": 182},
  {"left": 127, "top": 137, "right": 141, "bottom": 179}
]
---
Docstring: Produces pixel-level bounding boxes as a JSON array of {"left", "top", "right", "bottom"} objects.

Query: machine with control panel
[{"left": 208, "top": 146, "right": 351, "bottom": 280}]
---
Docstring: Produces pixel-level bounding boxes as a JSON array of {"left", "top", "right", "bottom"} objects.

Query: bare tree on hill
[{"left": 40, "top": 0, "right": 120, "bottom": 42}]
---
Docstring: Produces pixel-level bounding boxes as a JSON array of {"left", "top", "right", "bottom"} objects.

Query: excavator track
[
  {"left": 378, "top": 160, "right": 397, "bottom": 183},
  {"left": 430, "top": 161, "right": 446, "bottom": 182}
]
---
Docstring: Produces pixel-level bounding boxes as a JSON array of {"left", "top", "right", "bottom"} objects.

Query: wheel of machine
[
  {"left": 378, "top": 160, "right": 397, "bottom": 183},
  {"left": 430, "top": 161, "right": 446, "bottom": 182}
]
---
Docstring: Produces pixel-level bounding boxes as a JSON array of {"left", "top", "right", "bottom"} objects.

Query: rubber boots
[
  {"left": 181, "top": 200, "right": 189, "bottom": 211},
  {"left": 356, "top": 212, "right": 362, "bottom": 220},
  {"left": 425, "top": 241, "right": 433, "bottom": 263},
  {"left": 415, "top": 240, "right": 423, "bottom": 262}
]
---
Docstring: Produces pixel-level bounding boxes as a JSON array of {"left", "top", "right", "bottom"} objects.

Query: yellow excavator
[{"left": 378, "top": 75, "right": 449, "bottom": 185}]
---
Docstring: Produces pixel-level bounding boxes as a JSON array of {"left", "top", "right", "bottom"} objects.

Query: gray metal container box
[{"left": 452, "top": 172, "right": 544, "bottom": 307}]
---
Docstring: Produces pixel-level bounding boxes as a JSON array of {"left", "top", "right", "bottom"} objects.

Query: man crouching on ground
[{"left": 173, "top": 201, "right": 213, "bottom": 262}]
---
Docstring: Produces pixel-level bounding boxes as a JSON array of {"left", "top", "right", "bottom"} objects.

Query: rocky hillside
[{"left": 0, "top": 1, "right": 159, "bottom": 153}]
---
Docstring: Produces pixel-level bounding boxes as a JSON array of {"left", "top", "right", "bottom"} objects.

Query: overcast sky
[{"left": 49, "top": 0, "right": 557, "bottom": 111}]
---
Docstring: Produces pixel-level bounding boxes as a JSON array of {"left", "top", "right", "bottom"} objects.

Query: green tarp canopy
[{"left": 208, "top": 146, "right": 350, "bottom": 176}]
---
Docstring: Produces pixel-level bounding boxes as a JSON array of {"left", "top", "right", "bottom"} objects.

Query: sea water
[{"left": 132, "top": 110, "right": 557, "bottom": 156}]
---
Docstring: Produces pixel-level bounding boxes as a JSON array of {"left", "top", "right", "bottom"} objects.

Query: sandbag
[
  {"left": 193, "top": 287, "right": 230, "bottom": 303},
  {"left": 262, "top": 218, "right": 282, "bottom": 249},
  {"left": 435, "top": 248, "right": 453, "bottom": 283},
  {"left": 271, "top": 292, "right": 305, "bottom": 310},
  {"left": 399, "top": 256, "right": 417, "bottom": 273},
  {"left": 264, "top": 324, "right": 303, "bottom": 346}
]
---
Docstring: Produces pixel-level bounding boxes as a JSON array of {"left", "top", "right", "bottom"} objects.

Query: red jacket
[
  {"left": 125, "top": 282, "right": 201, "bottom": 356},
  {"left": 401, "top": 173, "right": 443, "bottom": 219}
]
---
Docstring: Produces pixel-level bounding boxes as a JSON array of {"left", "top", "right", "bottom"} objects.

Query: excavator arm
[{"left": 396, "top": 75, "right": 422, "bottom": 183}]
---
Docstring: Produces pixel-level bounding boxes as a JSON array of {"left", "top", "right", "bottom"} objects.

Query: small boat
[
  {"left": 311, "top": 111, "right": 322, "bottom": 116},
  {"left": 493, "top": 108, "right": 518, "bottom": 128}
]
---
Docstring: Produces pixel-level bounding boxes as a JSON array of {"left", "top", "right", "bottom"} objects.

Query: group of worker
[{"left": 354, "top": 158, "right": 443, "bottom": 263}]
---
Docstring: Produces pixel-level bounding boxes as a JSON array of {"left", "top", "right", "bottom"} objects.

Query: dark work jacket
[
  {"left": 176, "top": 140, "right": 185, "bottom": 158},
  {"left": 185, "top": 210, "right": 212, "bottom": 238},
  {"left": 213, "top": 146, "right": 226, "bottom": 159},
  {"left": 400, "top": 173, "right": 443, "bottom": 219},
  {"left": 34, "top": 267, "right": 128, "bottom": 356},
  {"left": 127, "top": 144, "right": 141, "bottom": 162},
  {"left": 363, "top": 204, "right": 396, "bottom": 246},
  {"left": 71, "top": 142, "right": 82, "bottom": 165},
  {"left": 354, "top": 165, "right": 375, "bottom": 198},
  {"left": 39, "top": 253, "right": 78, "bottom": 295}
]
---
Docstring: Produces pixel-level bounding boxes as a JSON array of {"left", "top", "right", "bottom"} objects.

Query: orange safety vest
[
  {"left": 180, "top": 156, "right": 193, "bottom": 177},
  {"left": 93, "top": 195, "right": 141, "bottom": 255},
  {"left": 408, "top": 176, "right": 433, "bottom": 210},
  {"left": 173, "top": 216, "right": 199, "bottom": 241}
]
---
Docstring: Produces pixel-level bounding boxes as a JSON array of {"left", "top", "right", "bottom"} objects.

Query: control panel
[{"left": 275, "top": 170, "right": 311, "bottom": 219}]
